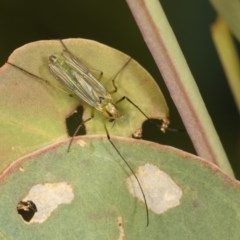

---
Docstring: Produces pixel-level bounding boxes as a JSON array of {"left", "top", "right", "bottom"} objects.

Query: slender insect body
[{"left": 48, "top": 50, "right": 119, "bottom": 121}]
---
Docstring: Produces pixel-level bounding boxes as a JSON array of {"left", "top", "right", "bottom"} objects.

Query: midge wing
[
  {"left": 62, "top": 50, "right": 109, "bottom": 96},
  {"left": 48, "top": 51, "right": 112, "bottom": 108}
]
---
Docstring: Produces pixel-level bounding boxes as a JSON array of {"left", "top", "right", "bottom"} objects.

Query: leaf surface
[{"left": 0, "top": 136, "right": 240, "bottom": 239}]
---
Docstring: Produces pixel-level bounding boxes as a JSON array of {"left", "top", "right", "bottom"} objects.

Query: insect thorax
[{"left": 96, "top": 98, "right": 118, "bottom": 121}]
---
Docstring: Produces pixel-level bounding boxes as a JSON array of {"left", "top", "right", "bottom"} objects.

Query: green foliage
[{"left": 1, "top": 137, "right": 240, "bottom": 239}]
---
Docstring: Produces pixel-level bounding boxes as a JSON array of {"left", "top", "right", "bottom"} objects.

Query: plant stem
[{"left": 126, "top": 0, "right": 234, "bottom": 177}]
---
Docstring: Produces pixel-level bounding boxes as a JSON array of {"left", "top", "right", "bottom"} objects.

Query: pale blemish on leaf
[
  {"left": 19, "top": 182, "right": 74, "bottom": 223},
  {"left": 76, "top": 139, "right": 87, "bottom": 147},
  {"left": 117, "top": 216, "right": 125, "bottom": 240},
  {"left": 132, "top": 128, "right": 142, "bottom": 139},
  {"left": 127, "top": 163, "right": 182, "bottom": 214}
]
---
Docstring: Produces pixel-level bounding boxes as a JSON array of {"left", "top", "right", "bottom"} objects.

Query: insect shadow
[
  {"left": 66, "top": 105, "right": 86, "bottom": 136},
  {"left": 8, "top": 39, "right": 169, "bottom": 226}
]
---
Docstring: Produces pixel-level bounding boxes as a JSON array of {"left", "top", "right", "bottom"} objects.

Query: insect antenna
[
  {"left": 109, "top": 57, "right": 132, "bottom": 93},
  {"left": 7, "top": 62, "right": 70, "bottom": 96},
  {"left": 7, "top": 62, "right": 51, "bottom": 87},
  {"left": 59, "top": 39, "right": 68, "bottom": 51}
]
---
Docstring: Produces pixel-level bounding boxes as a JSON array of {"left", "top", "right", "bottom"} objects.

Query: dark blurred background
[{"left": 0, "top": 0, "right": 239, "bottom": 177}]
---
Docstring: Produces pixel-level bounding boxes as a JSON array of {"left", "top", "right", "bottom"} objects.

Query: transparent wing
[
  {"left": 63, "top": 50, "right": 108, "bottom": 96},
  {"left": 48, "top": 52, "right": 111, "bottom": 108}
]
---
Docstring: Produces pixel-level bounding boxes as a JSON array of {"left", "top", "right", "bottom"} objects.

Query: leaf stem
[{"left": 126, "top": 0, "right": 234, "bottom": 176}]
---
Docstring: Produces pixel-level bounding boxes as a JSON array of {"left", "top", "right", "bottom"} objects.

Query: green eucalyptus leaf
[
  {"left": 0, "top": 136, "right": 240, "bottom": 239},
  {"left": 0, "top": 38, "right": 169, "bottom": 172}
]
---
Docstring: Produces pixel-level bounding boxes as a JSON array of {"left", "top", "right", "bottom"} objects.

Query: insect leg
[
  {"left": 107, "top": 57, "right": 171, "bottom": 133},
  {"left": 116, "top": 97, "right": 173, "bottom": 133},
  {"left": 103, "top": 121, "right": 149, "bottom": 227},
  {"left": 67, "top": 108, "right": 95, "bottom": 152},
  {"left": 105, "top": 56, "right": 147, "bottom": 120},
  {"left": 109, "top": 58, "right": 132, "bottom": 94},
  {"left": 116, "top": 96, "right": 149, "bottom": 120}
]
